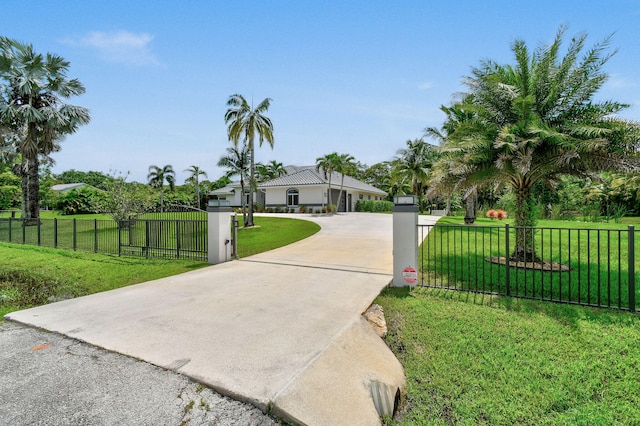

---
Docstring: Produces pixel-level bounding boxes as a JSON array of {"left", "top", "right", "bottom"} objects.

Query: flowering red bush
[{"left": 486, "top": 209, "right": 507, "bottom": 220}]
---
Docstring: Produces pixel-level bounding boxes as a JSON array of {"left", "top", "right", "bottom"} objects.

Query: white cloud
[
  {"left": 418, "top": 81, "right": 433, "bottom": 90},
  {"left": 66, "top": 30, "right": 160, "bottom": 66}
]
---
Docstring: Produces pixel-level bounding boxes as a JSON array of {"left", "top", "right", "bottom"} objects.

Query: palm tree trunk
[
  {"left": 247, "top": 139, "right": 255, "bottom": 227},
  {"left": 195, "top": 177, "right": 200, "bottom": 209},
  {"left": 25, "top": 155, "right": 40, "bottom": 224},
  {"left": 511, "top": 184, "right": 540, "bottom": 262},
  {"left": 240, "top": 177, "right": 247, "bottom": 224},
  {"left": 327, "top": 175, "right": 333, "bottom": 213},
  {"left": 464, "top": 188, "right": 476, "bottom": 224}
]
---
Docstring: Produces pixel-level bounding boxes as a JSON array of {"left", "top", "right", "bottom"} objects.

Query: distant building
[{"left": 210, "top": 165, "right": 387, "bottom": 212}]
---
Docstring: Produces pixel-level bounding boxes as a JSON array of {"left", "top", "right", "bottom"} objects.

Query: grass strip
[{"left": 377, "top": 287, "right": 640, "bottom": 425}]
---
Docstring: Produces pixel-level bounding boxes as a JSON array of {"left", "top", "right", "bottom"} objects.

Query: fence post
[
  {"left": 94, "top": 219, "right": 98, "bottom": 253},
  {"left": 145, "top": 220, "right": 150, "bottom": 258},
  {"left": 54, "top": 218, "right": 58, "bottom": 248},
  {"left": 505, "top": 223, "right": 511, "bottom": 296},
  {"left": 392, "top": 195, "right": 419, "bottom": 287},
  {"left": 176, "top": 220, "right": 181, "bottom": 259},
  {"left": 629, "top": 225, "right": 636, "bottom": 313},
  {"left": 232, "top": 213, "right": 239, "bottom": 259},
  {"left": 73, "top": 219, "right": 77, "bottom": 251}
]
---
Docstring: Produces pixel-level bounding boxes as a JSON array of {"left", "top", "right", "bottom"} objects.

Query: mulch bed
[{"left": 486, "top": 256, "right": 571, "bottom": 272}]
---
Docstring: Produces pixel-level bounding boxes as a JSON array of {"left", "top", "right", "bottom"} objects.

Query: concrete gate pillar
[
  {"left": 392, "top": 195, "right": 419, "bottom": 287},
  {"left": 207, "top": 200, "right": 232, "bottom": 264}
]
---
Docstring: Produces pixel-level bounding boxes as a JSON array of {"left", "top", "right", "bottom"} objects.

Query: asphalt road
[{"left": 0, "top": 321, "right": 276, "bottom": 426}]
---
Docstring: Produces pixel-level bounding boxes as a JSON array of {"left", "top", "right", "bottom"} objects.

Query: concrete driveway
[{"left": 6, "top": 213, "right": 439, "bottom": 425}]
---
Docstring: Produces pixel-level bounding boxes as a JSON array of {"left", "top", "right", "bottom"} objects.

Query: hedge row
[{"left": 355, "top": 199, "right": 393, "bottom": 212}]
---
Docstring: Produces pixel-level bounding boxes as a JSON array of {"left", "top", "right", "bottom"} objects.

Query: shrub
[
  {"left": 54, "top": 188, "right": 102, "bottom": 215},
  {"left": 355, "top": 199, "right": 394, "bottom": 212},
  {"left": 486, "top": 209, "right": 507, "bottom": 220}
]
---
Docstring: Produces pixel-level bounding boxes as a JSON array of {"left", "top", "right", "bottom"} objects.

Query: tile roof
[
  {"left": 209, "top": 184, "right": 237, "bottom": 195},
  {"left": 259, "top": 166, "right": 387, "bottom": 195},
  {"left": 50, "top": 183, "right": 90, "bottom": 192}
]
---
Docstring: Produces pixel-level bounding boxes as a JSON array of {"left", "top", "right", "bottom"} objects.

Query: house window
[
  {"left": 287, "top": 188, "right": 299, "bottom": 206},
  {"left": 359, "top": 194, "right": 363, "bottom": 200}
]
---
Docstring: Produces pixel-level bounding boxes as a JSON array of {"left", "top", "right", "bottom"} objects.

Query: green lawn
[
  {"left": 377, "top": 287, "right": 640, "bottom": 425},
  {"left": 421, "top": 216, "right": 639, "bottom": 310},
  {"left": 0, "top": 215, "right": 320, "bottom": 319}
]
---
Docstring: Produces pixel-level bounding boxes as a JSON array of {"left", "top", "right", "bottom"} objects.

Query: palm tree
[
  {"left": 255, "top": 160, "right": 285, "bottom": 183},
  {"left": 443, "top": 26, "right": 640, "bottom": 261},
  {"left": 224, "top": 94, "right": 274, "bottom": 227},
  {"left": 334, "top": 153, "right": 356, "bottom": 212},
  {"left": 147, "top": 164, "right": 175, "bottom": 191},
  {"left": 315, "top": 152, "right": 340, "bottom": 212},
  {"left": 184, "top": 165, "right": 207, "bottom": 209},
  {"left": 265, "top": 160, "right": 286, "bottom": 179},
  {"left": 147, "top": 164, "right": 175, "bottom": 212},
  {"left": 425, "top": 100, "right": 487, "bottom": 222},
  {"left": 393, "top": 139, "right": 437, "bottom": 212},
  {"left": 217, "top": 143, "right": 249, "bottom": 223},
  {"left": 0, "top": 37, "right": 90, "bottom": 222}
]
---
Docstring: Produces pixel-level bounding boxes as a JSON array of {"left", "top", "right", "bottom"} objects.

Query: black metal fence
[
  {"left": 418, "top": 223, "right": 638, "bottom": 312},
  {"left": 0, "top": 217, "right": 208, "bottom": 261}
]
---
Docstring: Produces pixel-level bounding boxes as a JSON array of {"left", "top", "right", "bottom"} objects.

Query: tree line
[{"left": 3, "top": 27, "right": 640, "bottom": 251}]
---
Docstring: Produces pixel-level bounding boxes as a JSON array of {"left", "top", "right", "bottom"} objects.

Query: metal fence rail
[
  {"left": 418, "top": 223, "right": 638, "bottom": 312},
  {"left": 0, "top": 217, "right": 207, "bottom": 261}
]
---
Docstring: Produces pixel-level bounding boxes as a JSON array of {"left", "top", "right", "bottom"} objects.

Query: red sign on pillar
[{"left": 402, "top": 266, "right": 418, "bottom": 284}]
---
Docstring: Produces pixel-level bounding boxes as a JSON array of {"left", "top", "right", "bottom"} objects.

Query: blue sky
[{"left": 3, "top": 1, "right": 640, "bottom": 183}]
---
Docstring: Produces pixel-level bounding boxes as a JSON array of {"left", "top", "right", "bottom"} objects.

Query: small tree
[{"left": 96, "top": 173, "right": 153, "bottom": 226}]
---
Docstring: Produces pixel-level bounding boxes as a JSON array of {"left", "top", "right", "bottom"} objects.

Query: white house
[{"left": 210, "top": 165, "right": 387, "bottom": 212}]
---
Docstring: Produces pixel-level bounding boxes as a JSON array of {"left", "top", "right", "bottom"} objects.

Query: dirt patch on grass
[{"left": 486, "top": 256, "right": 571, "bottom": 272}]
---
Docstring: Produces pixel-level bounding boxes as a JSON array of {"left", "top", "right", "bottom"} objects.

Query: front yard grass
[
  {"left": 422, "top": 216, "right": 640, "bottom": 309},
  {"left": 376, "top": 287, "right": 640, "bottom": 425}
]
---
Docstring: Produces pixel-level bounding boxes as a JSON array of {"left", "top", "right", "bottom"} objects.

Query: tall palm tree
[
  {"left": 217, "top": 143, "right": 249, "bottom": 222},
  {"left": 0, "top": 37, "right": 90, "bottom": 222},
  {"left": 147, "top": 164, "right": 175, "bottom": 191},
  {"left": 334, "top": 153, "right": 356, "bottom": 212},
  {"left": 444, "top": 26, "right": 640, "bottom": 261},
  {"left": 224, "top": 94, "right": 274, "bottom": 227},
  {"left": 315, "top": 152, "right": 340, "bottom": 212},
  {"left": 393, "top": 139, "right": 437, "bottom": 212},
  {"left": 184, "top": 165, "right": 207, "bottom": 208},
  {"left": 147, "top": 164, "right": 175, "bottom": 212}
]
